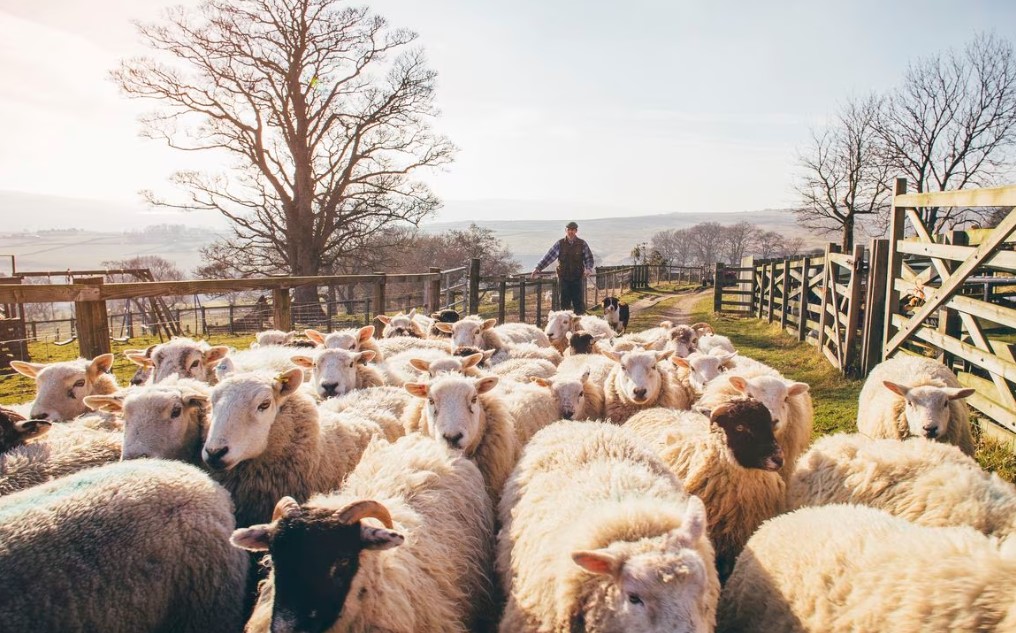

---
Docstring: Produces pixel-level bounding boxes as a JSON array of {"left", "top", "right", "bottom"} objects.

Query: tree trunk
[{"left": 842, "top": 213, "right": 855, "bottom": 252}]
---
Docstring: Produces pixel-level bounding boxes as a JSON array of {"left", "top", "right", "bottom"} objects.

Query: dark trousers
[{"left": 560, "top": 278, "right": 586, "bottom": 314}]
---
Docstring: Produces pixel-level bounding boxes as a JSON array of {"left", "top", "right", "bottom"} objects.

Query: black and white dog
[{"left": 602, "top": 297, "right": 629, "bottom": 334}]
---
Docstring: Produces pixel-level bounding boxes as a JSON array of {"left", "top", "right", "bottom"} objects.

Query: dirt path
[{"left": 629, "top": 289, "right": 711, "bottom": 324}]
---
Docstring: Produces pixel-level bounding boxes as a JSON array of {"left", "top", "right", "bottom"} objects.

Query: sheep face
[
  {"left": 378, "top": 310, "right": 425, "bottom": 338},
  {"left": 536, "top": 371, "right": 589, "bottom": 420},
  {"left": 253, "top": 330, "right": 296, "bottom": 348},
  {"left": 674, "top": 352, "right": 736, "bottom": 392},
  {"left": 605, "top": 349, "right": 673, "bottom": 404},
  {"left": 204, "top": 368, "right": 304, "bottom": 471},
  {"left": 305, "top": 326, "right": 374, "bottom": 352},
  {"left": 135, "top": 339, "right": 230, "bottom": 384},
  {"left": 544, "top": 310, "right": 578, "bottom": 346},
  {"left": 711, "top": 399, "right": 784, "bottom": 471},
  {"left": 666, "top": 325, "right": 698, "bottom": 358},
  {"left": 727, "top": 375, "right": 809, "bottom": 432},
  {"left": 292, "top": 349, "right": 375, "bottom": 400},
  {"left": 12, "top": 355, "right": 115, "bottom": 421},
  {"left": 101, "top": 384, "right": 209, "bottom": 461},
  {"left": 439, "top": 317, "right": 496, "bottom": 349},
  {"left": 231, "top": 497, "right": 402, "bottom": 633},
  {"left": 883, "top": 382, "right": 975, "bottom": 440},
  {"left": 405, "top": 375, "right": 498, "bottom": 453},
  {"left": 571, "top": 496, "right": 713, "bottom": 633},
  {"left": 415, "top": 352, "right": 484, "bottom": 379},
  {"left": 0, "top": 406, "right": 50, "bottom": 452}
]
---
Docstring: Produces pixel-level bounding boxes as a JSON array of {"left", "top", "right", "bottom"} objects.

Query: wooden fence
[{"left": 714, "top": 179, "right": 1016, "bottom": 438}]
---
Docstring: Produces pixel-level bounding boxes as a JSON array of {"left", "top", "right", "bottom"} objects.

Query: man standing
[{"left": 531, "top": 221, "right": 595, "bottom": 314}]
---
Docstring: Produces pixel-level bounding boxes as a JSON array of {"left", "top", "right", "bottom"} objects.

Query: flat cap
[{"left": 566, "top": 221, "right": 578, "bottom": 229}]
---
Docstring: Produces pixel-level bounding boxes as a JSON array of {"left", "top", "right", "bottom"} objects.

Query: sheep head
[
  {"left": 12, "top": 354, "right": 116, "bottom": 421},
  {"left": 96, "top": 379, "right": 210, "bottom": 462},
  {"left": 883, "top": 381, "right": 974, "bottom": 441},
  {"left": 231, "top": 496, "right": 402, "bottom": 633},
  {"left": 405, "top": 375, "right": 498, "bottom": 453},
  {"left": 726, "top": 375, "right": 809, "bottom": 432},
  {"left": 673, "top": 352, "right": 736, "bottom": 392},
  {"left": 603, "top": 349, "right": 673, "bottom": 404},
  {"left": 131, "top": 339, "right": 230, "bottom": 384},
  {"left": 438, "top": 317, "right": 495, "bottom": 350},
  {"left": 544, "top": 310, "right": 578, "bottom": 345},
  {"left": 291, "top": 348, "right": 375, "bottom": 400},
  {"left": 0, "top": 406, "right": 50, "bottom": 452},
  {"left": 711, "top": 399, "right": 784, "bottom": 471},
  {"left": 534, "top": 369, "right": 590, "bottom": 420}
]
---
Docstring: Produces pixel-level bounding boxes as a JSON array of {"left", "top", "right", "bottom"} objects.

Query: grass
[{"left": 629, "top": 293, "right": 1016, "bottom": 483}]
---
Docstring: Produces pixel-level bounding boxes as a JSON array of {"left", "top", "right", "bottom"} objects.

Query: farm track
[{"left": 629, "top": 288, "right": 711, "bottom": 323}]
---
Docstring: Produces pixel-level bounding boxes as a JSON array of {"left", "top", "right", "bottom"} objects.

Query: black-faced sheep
[
  {"left": 234, "top": 434, "right": 494, "bottom": 633},
  {"left": 0, "top": 406, "right": 50, "bottom": 453}
]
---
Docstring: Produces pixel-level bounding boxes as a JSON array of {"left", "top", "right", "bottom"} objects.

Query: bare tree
[
  {"left": 686, "top": 222, "right": 726, "bottom": 267},
  {"left": 875, "top": 33, "right": 1016, "bottom": 233},
  {"left": 113, "top": 0, "right": 454, "bottom": 315},
  {"left": 782, "top": 236, "right": 807, "bottom": 258},
  {"left": 720, "top": 221, "right": 758, "bottom": 266},
  {"left": 796, "top": 95, "right": 891, "bottom": 251},
  {"left": 649, "top": 228, "right": 692, "bottom": 266},
  {"left": 753, "top": 230, "right": 785, "bottom": 260}
]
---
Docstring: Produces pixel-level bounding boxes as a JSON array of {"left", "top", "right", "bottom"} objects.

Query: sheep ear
[
  {"left": 945, "top": 387, "right": 976, "bottom": 400},
  {"left": 727, "top": 376, "right": 750, "bottom": 394},
  {"left": 475, "top": 376, "right": 499, "bottom": 394},
  {"left": 358, "top": 326, "right": 375, "bottom": 342},
  {"left": 273, "top": 496, "right": 301, "bottom": 521},
  {"left": 600, "top": 350, "right": 622, "bottom": 363},
  {"left": 409, "top": 359, "right": 431, "bottom": 372},
  {"left": 405, "top": 383, "right": 429, "bottom": 398},
  {"left": 709, "top": 402, "right": 733, "bottom": 421},
  {"left": 659, "top": 320, "right": 674, "bottom": 329},
  {"left": 377, "top": 315, "right": 392, "bottom": 325},
  {"left": 572, "top": 549, "right": 620, "bottom": 578},
  {"left": 722, "top": 352, "right": 738, "bottom": 363},
  {"left": 407, "top": 308, "right": 417, "bottom": 320},
  {"left": 275, "top": 368, "right": 304, "bottom": 398},
  {"left": 356, "top": 350, "right": 376, "bottom": 364},
  {"left": 230, "top": 525, "right": 273, "bottom": 552},
  {"left": 462, "top": 353, "right": 485, "bottom": 369},
  {"left": 482, "top": 318, "right": 497, "bottom": 330},
  {"left": 215, "top": 358, "right": 236, "bottom": 380},
  {"left": 482, "top": 349, "right": 496, "bottom": 362},
  {"left": 593, "top": 333, "right": 608, "bottom": 341},
  {"left": 88, "top": 354, "right": 115, "bottom": 379},
  {"left": 305, "top": 329, "right": 326, "bottom": 345},
  {"left": 126, "top": 353, "right": 155, "bottom": 368},
  {"left": 882, "top": 381, "right": 910, "bottom": 397},
  {"left": 290, "top": 355, "right": 315, "bottom": 369},
  {"left": 435, "top": 323, "right": 454, "bottom": 334},
  {"left": 679, "top": 495, "right": 707, "bottom": 542},
  {"left": 656, "top": 350, "right": 674, "bottom": 362},
  {"left": 14, "top": 419, "right": 50, "bottom": 439},
  {"left": 83, "top": 394, "right": 124, "bottom": 413},
  {"left": 360, "top": 525, "right": 406, "bottom": 551},
  {"left": 530, "top": 377, "right": 551, "bottom": 388},
  {"left": 565, "top": 331, "right": 574, "bottom": 341},
  {"left": 581, "top": 368, "right": 591, "bottom": 382},
  {"left": 204, "top": 346, "right": 231, "bottom": 366},
  {"left": 672, "top": 357, "right": 690, "bottom": 369},
  {"left": 787, "top": 381, "right": 810, "bottom": 396}
]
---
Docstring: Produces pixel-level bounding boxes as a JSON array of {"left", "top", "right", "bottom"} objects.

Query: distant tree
[
  {"left": 686, "top": 222, "right": 726, "bottom": 266},
  {"left": 649, "top": 229, "right": 692, "bottom": 266},
  {"left": 720, "top": 221, "right": 758, "bottom": 265},
  {"left": 782, "top": 236, "right": 808, "bottom": 258},
  {"left": 874, "top": 33, "right": 1016, "bottom": 233},
  {"left": 114, "top": 0, "right": 455, "bottom": 318},
  {"left": 753, "top": 230, "right": 785, "bottom": 260},
  {"left": 438, "top": 224, "right": 520, "bottom": 277},
  {"left": 796, "top": 95, "right": 891, "bottom": 251},
  {"left": 102, "top": 255, "right": 186, "bottom": 317}
]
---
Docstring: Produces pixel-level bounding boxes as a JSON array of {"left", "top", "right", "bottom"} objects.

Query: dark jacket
[{"left": 557, "top": 237, "right": 588, "bottom": 281}]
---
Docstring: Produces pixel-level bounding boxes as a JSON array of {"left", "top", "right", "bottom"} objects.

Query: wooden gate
[{"left": 883, "top": 179, "right": 1016, "bottom": 434}]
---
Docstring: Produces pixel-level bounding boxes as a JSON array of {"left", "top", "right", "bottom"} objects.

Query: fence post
[
  {"left": 272, "top": 288, "right": 292, "bottom": 332},
  {"left": 518, "top": 279, "right": 527, "bottom": 322},
  {"left": 228, "top": 303, "right": 235, "bottom": 336},
  {"left": 428, "top": 267, "right": 442, "bottom": 315},
  {"left": 817, "top": 244, "right": 838, "bottom": 353},
  {"left": 756, "top": 261, "right": 766, "bottom": 320},
  {"left": 798, "top": 256, "right": 811, "bottom": 342},
  {"left": 937, "top": 231, "right": 965, "bottom": 368},
  {"left": 767, "top": 260, "right": 777, "bottom": 323},
  {"left": 862, "top": 239, "right": 890, "bottom": 375},
  {"left": 498, "top": 278, "right": 507, "bottom": 323},
  {"left": 372, "top": 273, "right": 386, "bottom": 329},
  {"left": 780, "top": 258, "right": 791, "bottom": 331},
  {"left": 468, "top": 258, "right": 481, "bottom": 315},
  {"left": 843, "top": 244, "right": 866, "bottom": 376},
  {"left": 882, "top": 177, "right": 908, "bottom": 358},
  {"left": 713, "top": 263, "right": 724, "bottom": 313},
  {"left": 74, "top": 277, "right": 110, "bottom": 359},
  {"left": 535, "top": 279, "right": 543, "bottom": 326}
]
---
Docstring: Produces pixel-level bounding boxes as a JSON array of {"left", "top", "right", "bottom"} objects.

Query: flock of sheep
[{"left": 0, "top": 301, "right": 1009, "bottom": 633}]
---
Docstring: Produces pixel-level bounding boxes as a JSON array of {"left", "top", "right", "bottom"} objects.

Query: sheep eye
[
  {"left": 471, "top": 396, "right": 478, "bottom": 404},
  {"left": 942, "top": 401, "right": 949, "bottom": 409},
  {"left": 257, "top": 400, "right": 271, "bottom": 412},
  {"left": 170, "top": 404, "right": 182, "bottom": 418},
  {"left": 906, "top": 401, "right": 913, "bottom": 408},
  {"left": 349, "top": 362, "right": 355, "bottom": 368},
  {"left": 736, "top": 424, "right": 747, "bottom": 433},
  {"left": 190, "top": 360, "right": 200, "bottom": 369},
  {"left": 579, "top": 391, "right": 584, "bottom": 397},
  {"left": 73, "top": 379, "right": 86, "bottom": 388},
  {"left": 627, "top": 593, "right": 643, "bottom": 605},
  {"left": 428, "top": 398, "right": 435, "bottom": 406}
]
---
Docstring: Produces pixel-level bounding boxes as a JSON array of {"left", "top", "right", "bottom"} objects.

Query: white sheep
[
  {"left": 664, "top": 324, "right": 700, "bottom": 358},
  {"left": 377, "top": 309, "right": 431, "bottom": 339},
  {"left": 10, "top": 354, "right": 118, "bottom": 421},
  {"left": 290, "top": 348, "right": 384, "bottom": 400},
  {"left": 497, "top": 421, "right": 720, "bottom": 633},
  {"left": 84, "top": 377, "right": 211, "bottom": 465},
  {"left": 672, "top": 351, "right": 738, "bottom": 394},
  {"left": 0, "top": 422, "right": 122, "bottom": 496},
  {"left": 610, "top": 320, "right": 672, "bottom": 352},
  {"left": 233, "top": 434, "right": 495, "bottom": 633},
  {"left": 544, "top": 310, "right": 615, "bottom": 352},
  {"left": 403, "top": 374, "right": 519, "bottom": 506},
  {"left": 500, "top": 341, "right": 562, "bottom": 365},
  {"left": 626, "top": 400, "right": 785, "bottom": 581},
  {"left": 251, "top": 329, "right": 302, "bottom": 348},
  {"left": 305, "top": 324, "right": 383, "bottom": 362},
  {"left": 494, "top": 378, "right": 560, "bottom": 447},
  {"left": 435, "top": 316, "right": 512, "bottom": 361},
  {"left": 376, "top": 347, "right": 455, "bottom": 386},
  {"left": 718, "top": 504, "right": 1016, "bottom": 633},
  {"left": 317, "top": 386, "right": 413, "bottom": 442},
  {"left": 488, "top": 357, "right": 558, "bottom": 382},
  {"left": 787, "top": 433, "right": 1016, "bottom": 537},
  {"left": 411, "top": 351, "right": 487, "bottom": 380},
  {"left": 493, "top": 321, "right": 553, "bottom": 348},
  {"left": 697, "top": 364, "right": 813, "bottom": 483},
  {"left": 0, "top": 459, "right": 250, "bottom": 633},
  {"left": 532, "top": 369, "right": 606, "bottom": 421},
  {"left": 557, "top": 352, "right": 617, "bottom": 386},
  {"left": 126, "top": 337, "right": 231, "bottom": 384},
  {"left": 856, "top": 355, "right": 975, "bottom": 455},
  {"left": 203, "top": 367, "right": 387, "bottom": 527},
  {"left": 602, "top": 349, "right": 692, "bottom": 423},
  {"left": 374, "top": 335, "right": 452, "bottom": 358}
]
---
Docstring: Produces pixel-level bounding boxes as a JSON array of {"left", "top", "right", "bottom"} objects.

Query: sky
[{"left": 0, "top": 0, "right": 1013, "bottom": 227}]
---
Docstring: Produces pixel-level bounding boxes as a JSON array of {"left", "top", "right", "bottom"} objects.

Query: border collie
[{"left": 602, "top": 297, "right": 629, "bottom": 334}]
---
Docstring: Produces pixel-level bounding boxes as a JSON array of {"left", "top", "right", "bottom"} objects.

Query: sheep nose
[
  {"left": 924, "top": 425, "right": 939, "bottom": 439},
  {"left": 204, "top": 446, "right": 230, "bottom": 470},
  {"left": 321, "top": 382, "right": 339, "bottom": 396},
  {"left": 562, "top": 411, "right": 574, "bottom": 420},
  {"left": 34, "top": 412, "right": 49, "bottom": 420},
  {"left": 633, "top": 388, "right": 647, "bottom": 399},
  {"left": 443, "top": 432, "right": 464, "bottom": 448}
]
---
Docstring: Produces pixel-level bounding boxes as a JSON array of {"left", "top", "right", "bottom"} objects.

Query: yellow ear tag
[{"left": 276, "top": 373, "right": 290, "bottom": 385}]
